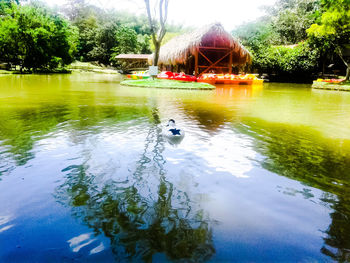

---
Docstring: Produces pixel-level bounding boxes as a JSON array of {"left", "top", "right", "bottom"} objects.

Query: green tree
[
  {"left": 60, "top": 1, "right": 153, "bottom": 64},
  {"left": 87, "top": 21, "right": 119, "bottom": 64},
  {"left": 252, "top": 42, "right": 319, "bottom": 81},
  {"left": 0, "top": 2, "right": 78, "bottom": 71},
  {"left": 232, "top": 0, "right": 322, "bottom": 81},
  {"left": 271, "top": 0, "right": 320, "bottom": 44},
  {"left": 264, "top": 0, "right": 320, "bottom": 44},
  {"left": 112, "top": 26, "right": 140, "bottom": 55},
  {"left": 0, "top": 0, "right": 19, "bottom": 14},
  {"left": 72, "top": 11, "right": 99, "bottom": 61},
  {"left": 232, "top": 18, "right": 279, "bottom": 53},
  {"left": 110, "top": 26, "right": 151, "bottom": 68},
  {"left": 0, "top": 6, "right": 19, "bottom": 66},
  {"left": 307, "top": 0, "right": 350, "bottom": 80},
  {"left": 138, "top": 34, "right": 151, "bottom": 54}
]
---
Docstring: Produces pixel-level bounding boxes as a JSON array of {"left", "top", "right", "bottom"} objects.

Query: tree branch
[
  {"left": 144, "top": 0, "right": 169, "bottom": 66},
  {"left": 336, "top": 46, "right": 349, "bottom": 67},
  {"left": 144, "top": 0, "right": 157, "bottom": 45},
  {"left": 157, "top": 0, "right": 167, "bottom": 41},
  {"left": 164, "top": 0, "right": 169, "bottom": 24},
  {"left": 158, "top": 0, "right": 164, "bottom": 40}
]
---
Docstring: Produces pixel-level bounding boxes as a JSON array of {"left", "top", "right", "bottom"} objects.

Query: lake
[{"left": 0, "top": 73, "right": 350, "bottom": 262}]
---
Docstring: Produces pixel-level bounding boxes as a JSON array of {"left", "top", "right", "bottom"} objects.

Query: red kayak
[
  {"left": 157, "top": 71, "right": 196, "bottom": 82},
  {"left": 197, "top": 74, "right": 216, "bottom": 85},
  {"left": 173, "top": 73, "right": 196, "bottom": 82},
  {"left": 157, "top": 71, "right": 174, "bottom": 79}
]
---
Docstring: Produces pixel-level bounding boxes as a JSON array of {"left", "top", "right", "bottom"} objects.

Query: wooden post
[
  {"left": 194, "top": 48, "right": 198, "bottom": 76},
  {"left": 185, "top": 58, "right": 190, "bottom": 74},
  {"left": 229, "top": 51, "right": 232, "bottom": 74}
]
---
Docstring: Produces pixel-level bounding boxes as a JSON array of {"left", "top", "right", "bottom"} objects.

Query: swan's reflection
[{"left": 56, "top": 109, "right": 215, "bottom": 262}]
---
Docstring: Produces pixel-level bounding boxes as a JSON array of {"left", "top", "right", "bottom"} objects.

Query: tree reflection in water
[
  {"left": 55, "top": 109, "right": 215, "bottom": 262},
  {"left": 237, "top": 120, "right": 350, "bottom": 262},
  {"left": 321, "top": 197, "right": 350, "bottom": 262}
]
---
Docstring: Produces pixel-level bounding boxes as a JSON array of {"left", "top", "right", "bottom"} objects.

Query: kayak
[
  {"left": 157, "top": 71, "right": 196, "bottom": 82},
  {"left": 198, "top": 73, "right": 262, "bottom": 85},
  {"left": 197, "top": 73, "right": 216, "bottom": 85},
  {"left": 173, "top": 73, "right": 196, "bottom": 82},
  {"left": 126, "top": 71, "right": 150, "bottom": 79},
  {"left": 157, "top": 71, "right": 174, "bottom": 79},
  {"left": 316, "top": 78, "right": 345, "bottom": 83},
  {"left": 157, "top": 72, "right": 264, "bottom": 85}
]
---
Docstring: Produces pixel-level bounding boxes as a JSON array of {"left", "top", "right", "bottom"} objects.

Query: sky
[{"left": 44, "top": 0, "right": 277, "bottom": 31}]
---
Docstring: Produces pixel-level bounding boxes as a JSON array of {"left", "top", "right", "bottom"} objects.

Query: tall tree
[
  {"left": 144, "top": 0, "right": 169, "bottom": 66},
  {"left": 307, "top": 0, "right": 350, "bottom": 80},
  {"left": 271, "top": 0, "right": 319, "bottom": 44},
  {"left": 0, "top": 0, "right": 19, "bottom": 15},
  {"left": 0, "top": 3, "right": 78, "bottom": 71}
]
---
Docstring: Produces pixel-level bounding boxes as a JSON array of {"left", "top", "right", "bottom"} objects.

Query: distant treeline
[
  {"left": 0, "top": 0, "right": 184, "bottom": 72},
  {"left": 1, "top": 0, "right": 349, "bottom": 81},
  {"left": 232, "top": 0, "right": 350, "bottom": 82}
]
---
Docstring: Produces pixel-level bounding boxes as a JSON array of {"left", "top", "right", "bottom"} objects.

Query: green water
[{"left": 0, "top": 73, "right": 350, "bottom": 262}]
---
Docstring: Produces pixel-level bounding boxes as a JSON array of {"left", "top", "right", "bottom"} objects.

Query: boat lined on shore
[
  {"left": 157, "top": 71, "right": 197, "bottom": 82},
  {"left": 315, "top": 78, "right": 345, "bottom": 83},
  {"left": 158, "top": 71, "right": 264, "bottom": 85},
  {"left": 126, "top": 71, "right": 264, "bottom": 85},
  {"left": 197, "top": 73, "right": 263, "bottom": 85},
  {"left": 126, "top": 71, "right": 150, "bottom": 79}
]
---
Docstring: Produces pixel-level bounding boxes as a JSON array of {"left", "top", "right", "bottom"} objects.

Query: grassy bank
[
  {"left": 0, "top": 68, "right": 71, "bottom": 74},
  {"left": 121, "top": 79, "right": 215, "bottom": 90},
  {"left": 312, "top": 81, "right": 350, "bottom": 91},
  {"left": 0, "top": 61, "right": 121, "bottom": 75}
]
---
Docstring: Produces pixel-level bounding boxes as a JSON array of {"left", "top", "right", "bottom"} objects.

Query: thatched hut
[{"left": 150, "top": 23, "right": 251, "bottom": 76}]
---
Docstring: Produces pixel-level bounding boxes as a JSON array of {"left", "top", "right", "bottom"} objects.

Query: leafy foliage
[
  {"left": 233, "top": 0, "right": 323, "bottom": 81},
  {"left": 268, "top": 0, "right": 320, "bottom": 44},
  {"left": 112, "top": 26, "right": 141, "bottom": 55},
  {"left": 0, "top": 2, "right": 78, "bottom": 71},
  {"left": 62, "top": 0, "right": 154, "bottom": 65},
  {"left": 252, "top": 42, "right": 320, "bottom": 81},
  {"left": 232, "top": 18, "right": 279, "bottom": 53},
  {"left": 0, "top": 0, "right": 184, "bottom": 70},
  {"left": 307, "top": 0, "right": 350, "bottom": 79}
]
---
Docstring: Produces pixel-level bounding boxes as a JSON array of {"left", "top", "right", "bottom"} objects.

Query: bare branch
[
  {"left": 153, "top": 0, "right": 158, "bottom": 22},
  {"left": 159, "top": 0, "right": 164, "bottom": 26},
  {"left": 144, "top": 0, "right": 169, "bottom": 65},
  {"left": 336, "top": 46, "right": 349, "bottom": 67},
  {"left": 144, "top": 0, "right": 157, "bottom": 44},
  {"left": 163, "top": 0, "right": 169, "bottom": 24}
]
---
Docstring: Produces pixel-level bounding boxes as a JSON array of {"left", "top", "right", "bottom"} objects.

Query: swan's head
[{"left": 167, "top": 119, "right": 176, "bottom": 127}]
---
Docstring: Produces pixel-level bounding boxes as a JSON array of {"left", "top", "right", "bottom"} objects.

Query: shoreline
[
  {"left": 0, "top": 62, "right": 122, "bottom": 75},
  {"left": 312, "top": 81, "right": 350, "bottom": 91}
]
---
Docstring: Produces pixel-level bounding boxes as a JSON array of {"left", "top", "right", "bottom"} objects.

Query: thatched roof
[{"left": 151, "top": 23, "right": 251, "bottom": 66}]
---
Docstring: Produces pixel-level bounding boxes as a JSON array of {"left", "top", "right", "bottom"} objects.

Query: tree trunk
[
  {"left": 336, "top": 46, "right": 350, "bottom": 81},
  {"left": 144, "top": 0, "right": 169, "bottom": 67},
  {"left": 153, "top": 42, "right": 160, "bottom": 66},
  {"left": 322, "top": 59, "right": 325, "bottom": 77}
]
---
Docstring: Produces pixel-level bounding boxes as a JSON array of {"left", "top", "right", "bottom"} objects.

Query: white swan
[{"left": 163, "top": 119, "right": 185, "bottom": 145}]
